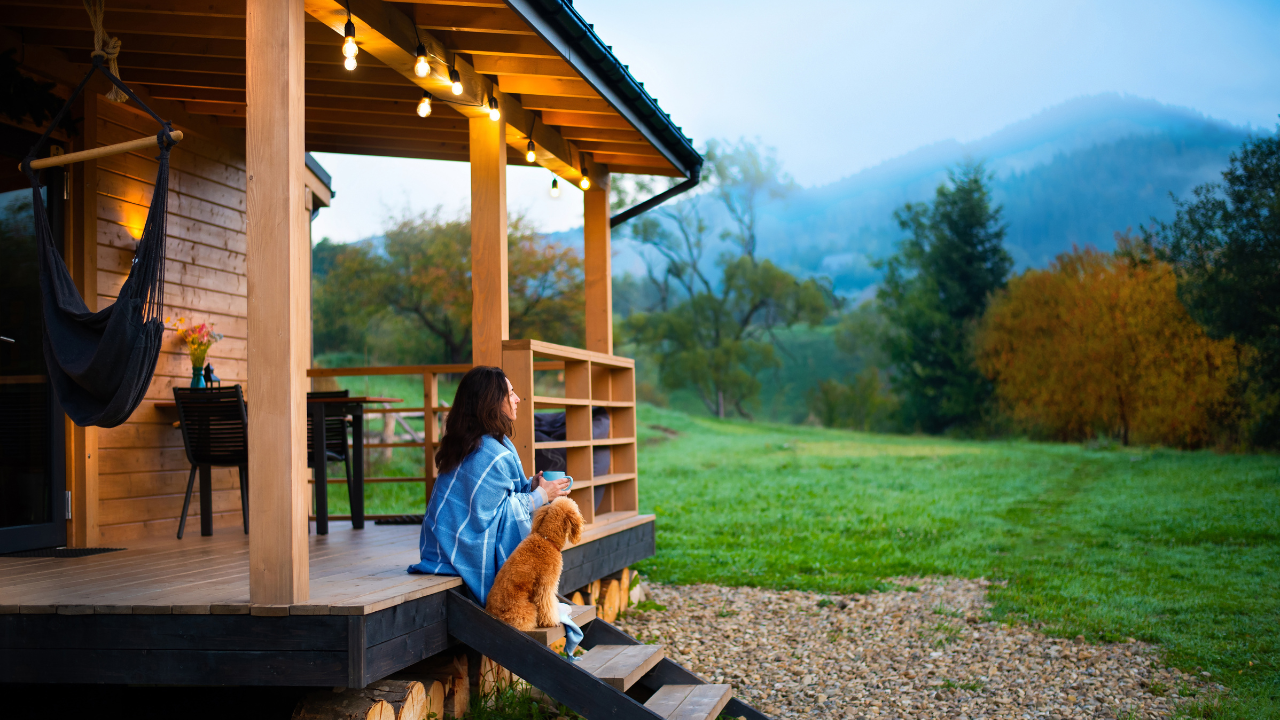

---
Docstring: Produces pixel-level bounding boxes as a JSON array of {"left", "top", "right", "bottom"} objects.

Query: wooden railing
[{"left": 502, "top": 339, "right": 638, "bottom": 529}]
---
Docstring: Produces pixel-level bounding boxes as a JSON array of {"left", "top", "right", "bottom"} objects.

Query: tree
[
  {"left": 976, "top": 241, "right": 1239, "bottom": 447},
  {"left": 620, "top": 140, "right": 828, "bottom": 418},
  {"left": 314, "top": 212, "right": 584, "bottom": 364},
  {"left": 875, "top": 162, "right": 1013, "bottom": 433},
  {"left": 1150, "top": 129, "right": 1280, "bottom": 445},
  {"left": 807, "top": 301, "right": 901, "bottom": 432}
]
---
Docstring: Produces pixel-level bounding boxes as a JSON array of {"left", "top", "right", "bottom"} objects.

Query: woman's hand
[{"left": 541, "top": 475, "right": 571, "bottom": 500}]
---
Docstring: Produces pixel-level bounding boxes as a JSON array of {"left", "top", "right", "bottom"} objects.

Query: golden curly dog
[{"left": 485, "top": 497, "right": 585, "bottom": 631}]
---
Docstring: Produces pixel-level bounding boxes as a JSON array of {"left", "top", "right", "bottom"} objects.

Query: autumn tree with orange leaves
[{"left": 976, "top": 238, "right": 1240, "bottom": 447}]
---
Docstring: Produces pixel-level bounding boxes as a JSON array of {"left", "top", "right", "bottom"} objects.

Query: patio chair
[
  {"left": 173, "top": 386, "right": 249, "bottom": 540},
  {"left": 307, "top": 390, "right": 354, "bottom": 526}
]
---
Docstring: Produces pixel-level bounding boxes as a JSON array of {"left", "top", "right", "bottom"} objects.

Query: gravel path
[{"left": 614, "top": 577, "right": 1215, "bottom": 719}]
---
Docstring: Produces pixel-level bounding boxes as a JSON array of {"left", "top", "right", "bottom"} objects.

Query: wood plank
[
  {"left": 496, "top": 76, "right": 598, "bottom": 99},
  {"left": 669, "top": 685, "right": 733, "bottom": 720},
  {"left": 575, "top": 643, "right": 625, "bottom": 674},
  {"left": 584, "top": 169, "right": 612, "bottom": 354},
  {"left": 644, "top": 685, "right": 694, "bottom": 717},
  {"left": 590, "top": 644, "right": 664, "bottom": 691},
  {"left": 520, "top": 96, "right": 616, "bottom": 114},
  {"left": 246, "top": 0, "right": 311, "bottom": 604},
  {"left": 405, "top": 3, "right": 534, "bottom": 34},
  {"left": 471, "top": 56, "right": 577, "bottom": 78},
  {"left": 470, "top": 114, "right": 509, "bottom": 367},
  {"left": 540, "top": 111, "right": 632, "bottom": 129},
  {"left": 430, "top": 29, "right": 557, "bottom": 57}
]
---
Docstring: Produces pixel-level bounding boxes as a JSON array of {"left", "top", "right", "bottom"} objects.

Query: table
[
  {"left": 157, "top": 394, "right": 402, "bottom": 535},
  {"left": 308, "top": 396, "right": 402, "bottom": 534}
]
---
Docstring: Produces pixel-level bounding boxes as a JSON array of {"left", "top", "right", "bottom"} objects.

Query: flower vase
[{"left": 190, "top": 367, "right": 205, "bottom": 388}]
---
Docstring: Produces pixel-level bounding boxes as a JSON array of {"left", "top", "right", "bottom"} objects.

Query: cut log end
[{"left": 293, "top": 681, "right": 424, "bottom": 720}]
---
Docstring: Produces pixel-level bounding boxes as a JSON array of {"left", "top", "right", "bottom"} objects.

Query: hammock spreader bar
[{"left": 25, "top": 56, "right": 179, "bottom": 428}]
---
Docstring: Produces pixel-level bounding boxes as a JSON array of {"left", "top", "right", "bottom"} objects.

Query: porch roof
[{"left": 4, "top": 0, "right": 701, "bottom": 182}]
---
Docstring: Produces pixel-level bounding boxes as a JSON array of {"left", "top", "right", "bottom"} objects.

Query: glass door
[{"left": 0, "top": 129, "right": 67, "bottom": 553}]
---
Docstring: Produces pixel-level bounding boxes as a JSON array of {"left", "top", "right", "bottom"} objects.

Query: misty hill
[{"left": 752, "top": 94, "right": 1261, "bottom": 293}]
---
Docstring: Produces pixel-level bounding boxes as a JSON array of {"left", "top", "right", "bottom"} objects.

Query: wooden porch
[{"left": 0, "top": 516, "right": 655, "bottom": 686}]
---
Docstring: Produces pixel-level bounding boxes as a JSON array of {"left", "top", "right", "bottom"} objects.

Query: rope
[{"left": 83, "top": 0, "right": 127, "bottom": 102}]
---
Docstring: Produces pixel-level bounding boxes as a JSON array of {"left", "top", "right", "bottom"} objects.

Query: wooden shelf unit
[{"left": 502, "top": 339, "right": 638, "bottom": 528}]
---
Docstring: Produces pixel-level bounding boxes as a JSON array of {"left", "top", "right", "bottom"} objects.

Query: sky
[{"left": 310, "top": 0, "right": 1280, "bottom": 243}]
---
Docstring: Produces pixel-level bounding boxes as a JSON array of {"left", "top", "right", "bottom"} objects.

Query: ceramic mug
[{"left": 542, "top": 470, "right": 573, "bottom": 491}]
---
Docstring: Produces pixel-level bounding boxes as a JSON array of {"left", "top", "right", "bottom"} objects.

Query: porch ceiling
[{"left": 1, "top": 0, "right": 697, "bottom": 179}]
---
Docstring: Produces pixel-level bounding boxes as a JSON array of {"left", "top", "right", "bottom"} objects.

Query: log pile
[{"left": 293, "top": 680, "right": 429, "bottom": 720}]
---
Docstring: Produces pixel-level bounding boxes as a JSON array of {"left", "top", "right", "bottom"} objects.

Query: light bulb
[
  {"left": 487, "top": 97, "right": 500, "bottom": 121},
  {"left": 416, "top": 92, "right": 432, "bottom": 118},
  {"left": 414, "top": 56, "right": 429, "bottom": 78},
  {"left": 343, "top": 56, "right": 357, "bottom": 71},
  {"left": 449, "top": 68, "right": 463, "bottom": 95},
  {"left": 342, "top": 20, "right": 358, "bottom": 60},
  {"left": 525, "top": 140, "right": 536, "bottom": 163},
  {"left": 579, "top": 176, "right": 591, "bottom": 190},
  {"left": 550, "top": 178, "right": 560, "bottom": 198}
]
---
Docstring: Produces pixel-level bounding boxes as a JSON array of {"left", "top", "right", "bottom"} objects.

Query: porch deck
[{"left": 0, "top": 514, "right": 655, "bottom": 686}]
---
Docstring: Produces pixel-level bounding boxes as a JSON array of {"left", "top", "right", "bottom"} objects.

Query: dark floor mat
[
  {"left": 1, "top": 547, "right": 125, "bottom": 558},
  {"left": 374, "top": 515, "right": 424, "bottom": 525}
]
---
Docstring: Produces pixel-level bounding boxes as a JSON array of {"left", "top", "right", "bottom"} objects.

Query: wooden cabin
[{"left": 0, "top": 3, "right": 732, "bottom": 714}]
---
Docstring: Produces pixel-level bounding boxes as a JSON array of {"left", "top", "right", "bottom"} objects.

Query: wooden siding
[{"left": 93, "top": 99, "right": 249, "bottom": 544}]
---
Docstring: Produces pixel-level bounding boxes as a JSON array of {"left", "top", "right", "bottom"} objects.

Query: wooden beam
[
  {"left": 583, "top": 167, "right": 612, "bottom": 355},
  {"left": 304, "top": 144, "right": 472, "bottom": 163},
  {"left": 517, "top": 95, "right": 615, "bottom": 114},
  {"left": 404, "top": 4, "right": 535, "bottom": 35},
  {"left": 470, "top": 56, "right": 577, "bottom": 78},
  {"left": 572, "top": 140, "right": 663, "bottom": 156},
  {"left": 246, "top": 0, "right": 310, "bottom": 605},
  {"left": 585, "top": 152, "right": 674, "bottom": 168},
  {"left": 430, "top": 29, "right": 557, "bottom": 57},
  {"left": 495, "top": 76, "right": 598, "bottom": 99},
  {"left": 67, "top": 89, "right": 100, "bottom": 548},
  {"left": 608, "top": 164, "right": 686, "bottom": 178},
  {"left": 305, "top": 0, "right": 591, "bottom": 184},
  {"left": 539, "top": 111, "right": 632, "bottom": 129},
  {"left": 558, "top": 127, "right": 648, "bottom": 144},
  {"left": 470, "top": 116, "right": 508, "bottom": 367}
]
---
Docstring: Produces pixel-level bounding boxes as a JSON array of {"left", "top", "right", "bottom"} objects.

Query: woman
[{"left": 407, "top": 366, "right": 571, "bottom": 605}]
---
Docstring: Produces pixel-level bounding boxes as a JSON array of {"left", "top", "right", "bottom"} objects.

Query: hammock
[{"left": 22, "top": 56, "right": 178, "bottom": 428}]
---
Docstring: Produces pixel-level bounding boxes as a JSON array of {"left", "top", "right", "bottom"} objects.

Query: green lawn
[
  {"left": 628, "top": 405, "right": 1279, "bottom": 719},
  {"left": 332, "top": 402, "right": 1278, "bottom": 717}
]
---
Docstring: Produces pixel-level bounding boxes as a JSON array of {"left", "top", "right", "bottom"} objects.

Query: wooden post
[
  {"left": 583, "top": 168, "right": 612, "bottom": 355},
  {"left": 470, "top": 116, "right": 508, "bottom": 368},
  {"left": 246, "top": 0, "right": 309, "bottom": 604},
  {"left": 66, "top": 91, "right": 100, "bottom": 547}
]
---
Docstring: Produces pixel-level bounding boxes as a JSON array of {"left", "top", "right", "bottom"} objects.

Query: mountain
[{"left": 752, "top": 94, "right": 1261, "bottom": 292}]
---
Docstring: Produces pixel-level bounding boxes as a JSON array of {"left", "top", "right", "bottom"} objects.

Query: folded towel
[{"left": 557, "top": 602, "right": 583, "bottom": 661}]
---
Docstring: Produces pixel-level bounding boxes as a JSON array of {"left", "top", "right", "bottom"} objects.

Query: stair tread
[
  {"left": 644, "top": 684, "right": 733, "bottom": 720},
  {"left": 523, "top": 604, "right": 596, "bottom": 645},
  {"left": 576, "top": 644, "right": 665, "bottom": 690}
]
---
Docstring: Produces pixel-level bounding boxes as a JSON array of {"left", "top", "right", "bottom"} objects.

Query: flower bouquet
[{"left": 166, "top": 317, "right": 224, "bottom": 387}]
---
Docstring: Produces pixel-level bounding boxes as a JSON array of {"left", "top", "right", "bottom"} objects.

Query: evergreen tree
[
  {"left": 876, "top": 162, "right": 1012, "bottom": 433},
  {"left": 1152, "top": 129, "right": 1280, "bottom": 445}
]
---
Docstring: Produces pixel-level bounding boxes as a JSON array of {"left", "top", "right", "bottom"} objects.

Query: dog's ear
[
  {"left": 531, "top": 502, "right": 553, "bottom": 538},
  {"left": 564, "top": 499, "right": 583, "bottom": 546}
]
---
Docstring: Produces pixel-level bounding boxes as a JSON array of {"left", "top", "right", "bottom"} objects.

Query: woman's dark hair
[{"left": 435, "top": 366, "right": 514, "bottom": 474}]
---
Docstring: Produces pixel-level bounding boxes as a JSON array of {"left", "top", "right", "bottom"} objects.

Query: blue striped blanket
[{"left": 408, "top": 434, "right": 542, "bottom": 605}]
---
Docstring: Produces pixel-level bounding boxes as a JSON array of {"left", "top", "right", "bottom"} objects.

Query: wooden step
[
  {"left": 643, "top": 685, "right": 733, "bottom": 720},
  {"left": 575, "top": 644, "right": 665, "bottom": 691},
  {"left": 523, "top": 604, "right": 596, "bottom": 645}
]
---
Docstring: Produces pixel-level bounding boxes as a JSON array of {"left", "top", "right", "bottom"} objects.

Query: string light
[
  {"left": 414, "top": 42, "right": 429, "bottom": 78},
  {"left": 550, "top": 178, "right": 560, "bottom": 198},
  {"left": 579, "top": 175, "right": 591, "bottom": 190},
  {"left": 416, "top": 91, "right": 432, "bottom": 118},
  {"left": 487, "top": 96, "right": 501, "bottom": 121},
  {"left": 448, "top": 68, "right": 463, "bottom": 95},
  {"left": 341, "top": 3, "right": 358, "bottom": 71},
  {"left": 525, "top": 140, "right": 536, "bottom": 163}
]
